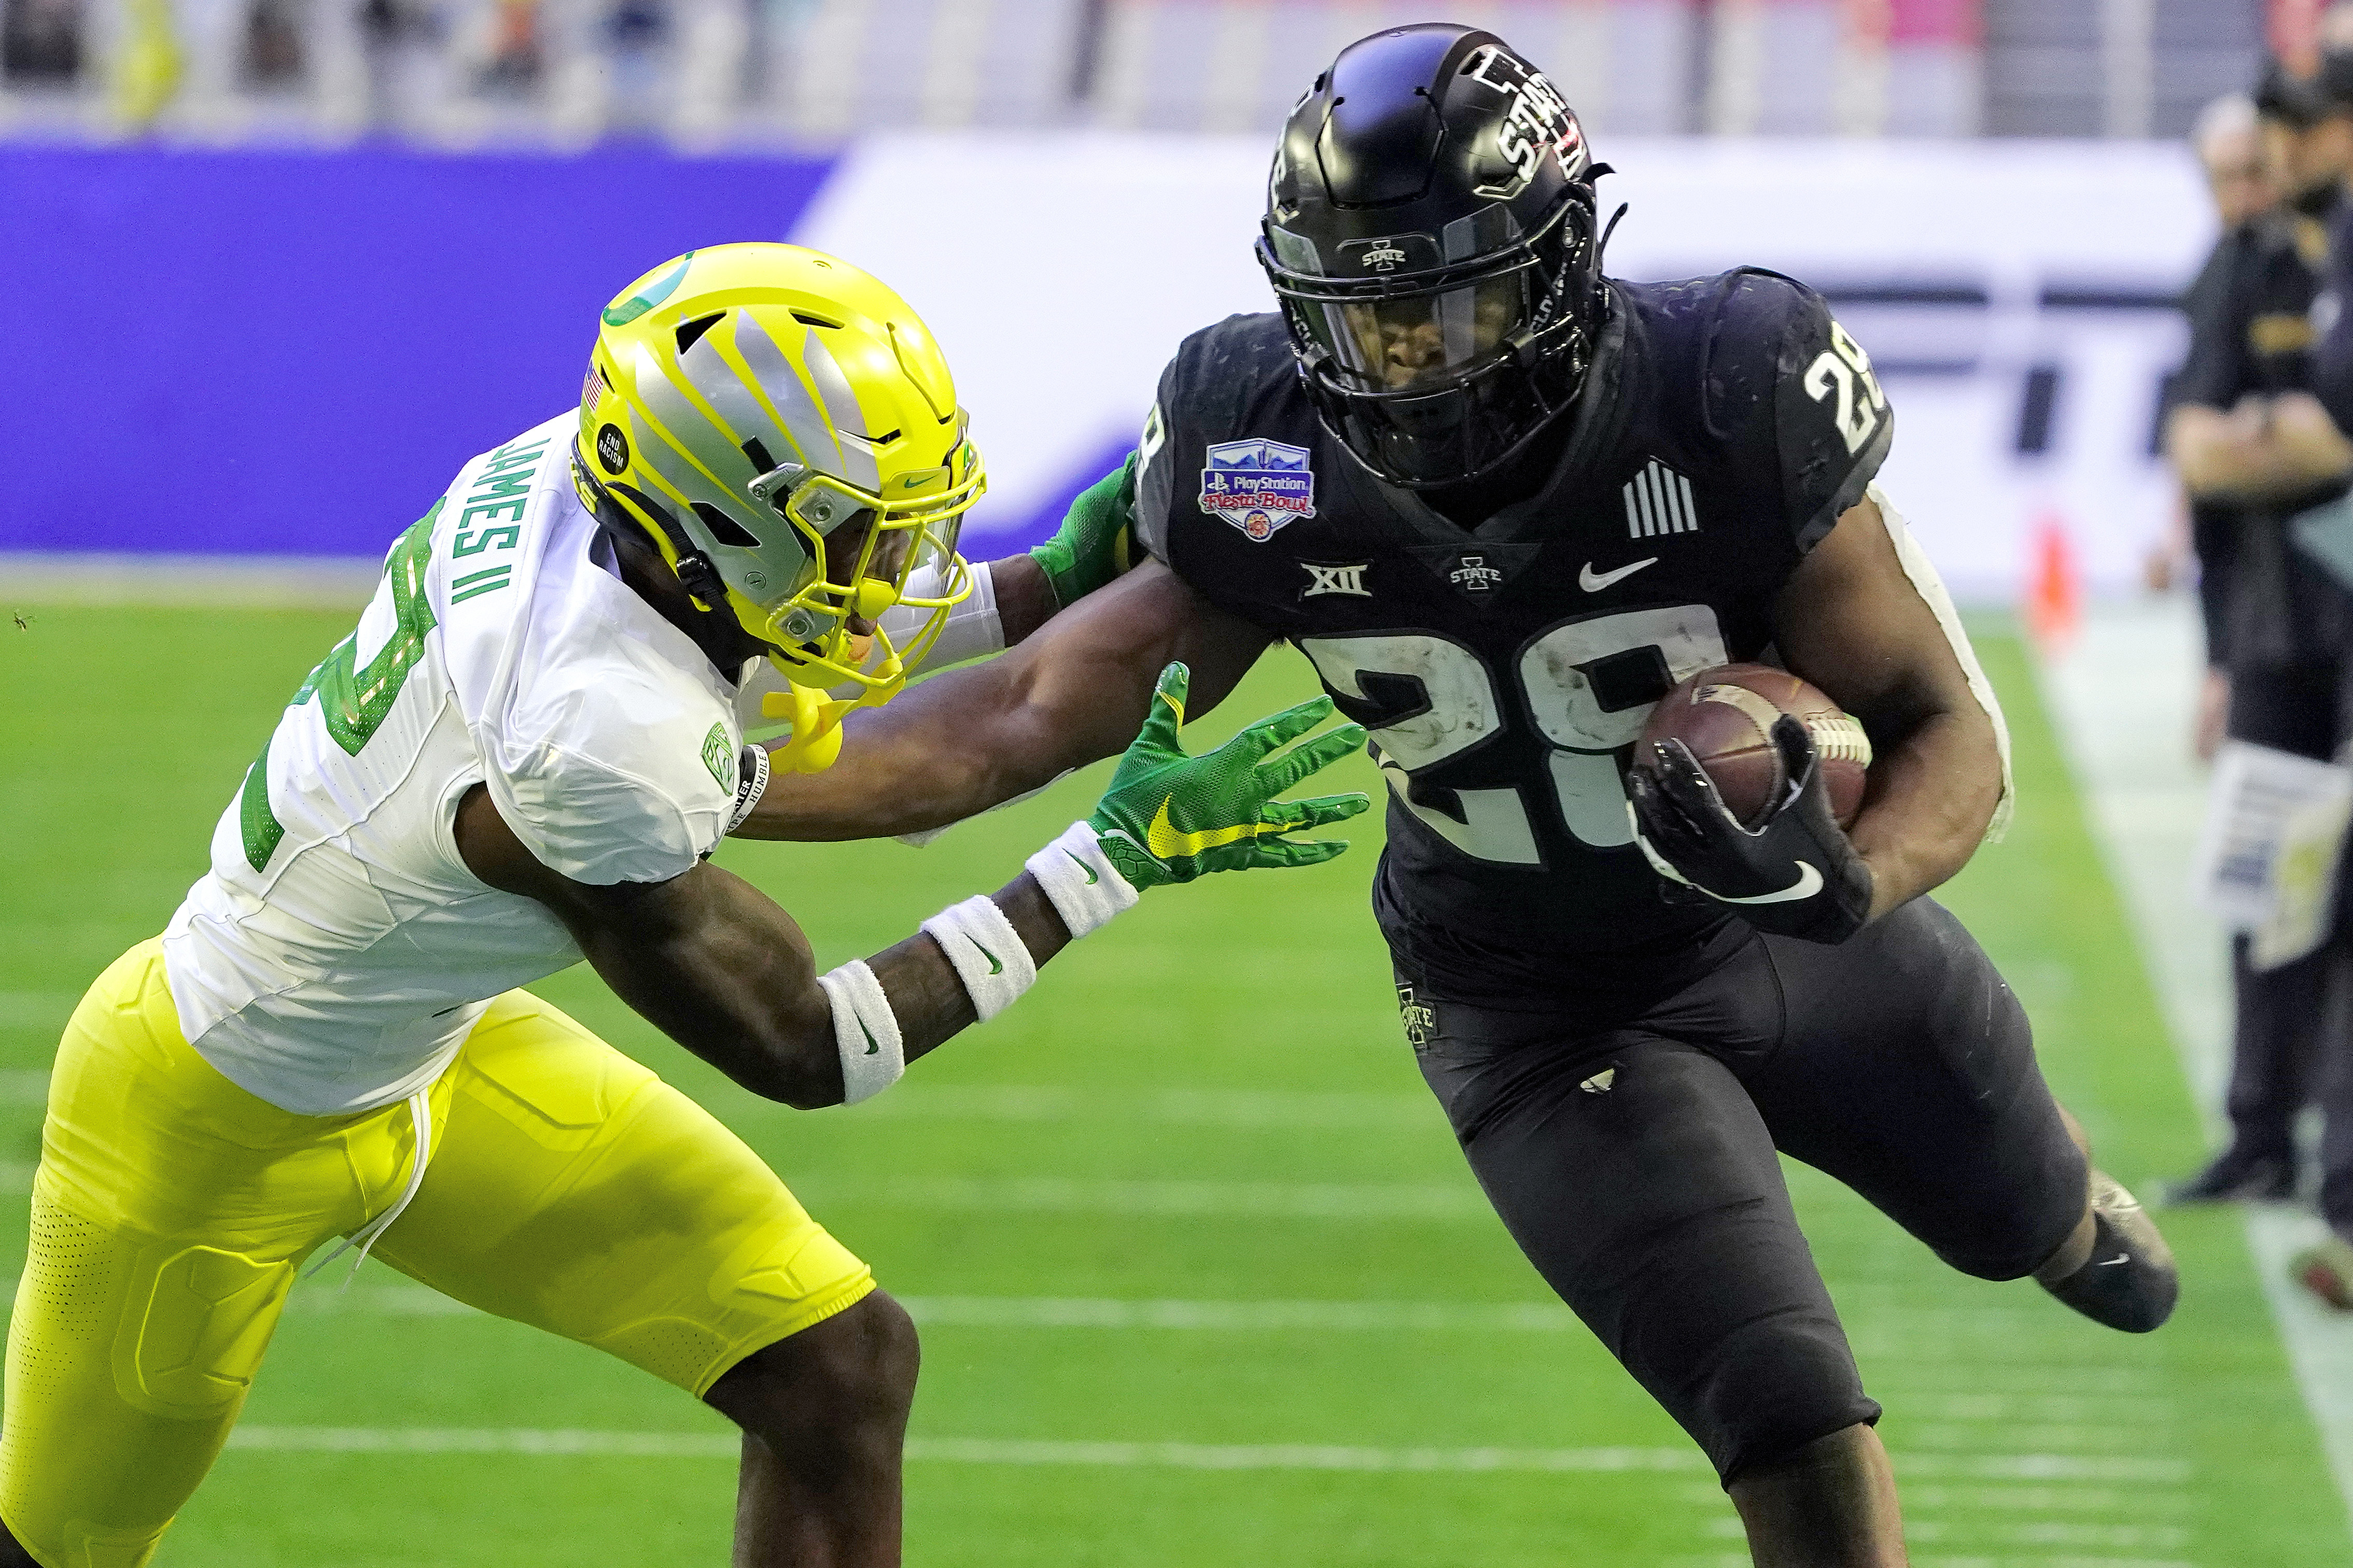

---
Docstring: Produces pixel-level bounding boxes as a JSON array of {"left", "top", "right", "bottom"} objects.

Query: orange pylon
[{"left": 2024, "top": 513, "right": 2081, "bottom": 654}]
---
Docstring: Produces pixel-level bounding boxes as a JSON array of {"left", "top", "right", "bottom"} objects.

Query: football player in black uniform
[{"left": 744, "top": 24, "right": 2180, "bottom": 1564}]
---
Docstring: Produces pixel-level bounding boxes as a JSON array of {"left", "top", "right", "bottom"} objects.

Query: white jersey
[{"left": 163, "top": 414, "right": 753, "bottom": 1116}]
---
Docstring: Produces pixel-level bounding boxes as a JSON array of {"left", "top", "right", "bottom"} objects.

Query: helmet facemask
[
  {"left": 739, "top": 444, "right": 978, "bottom": 695},
  {"left": 1264, "top": 192, "right": 1600, "bottom": 489}
]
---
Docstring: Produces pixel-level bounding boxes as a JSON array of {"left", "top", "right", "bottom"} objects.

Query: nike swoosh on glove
[{"left": 1626, "top": 714, "right": 1874, "bottom": 944}]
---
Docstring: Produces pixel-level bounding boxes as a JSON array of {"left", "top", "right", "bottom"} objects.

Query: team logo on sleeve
[
  {"left": 701, "top": 723, "right": 734, "bottom": 790},
  {"left": 1200, "top": 438, "right": 1316, "bottom": 542}
]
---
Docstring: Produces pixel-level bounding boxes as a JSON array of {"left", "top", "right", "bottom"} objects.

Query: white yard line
[
  {"left": 275, "top": 1287, "right": 1589, "bottom": 1330},
  {"left": 856, "top": 1084, "right": 1435, "bottom": 1128},
  {"left": 0, "top": 993, "right": 80, "bottom": 1033},
  {"left": 1, "top": 553, "right": 378, "bottom": 608},
  {"left": 2036, "top": 596, "right": 2353, "bottom": 1525},
  {"left": 219, "top": 1425, "right": 2182, "bottom": 1486},
  {"left": 791, "top": 1175, "right": 1490, "bottom": 1220},
  {"left": 893, "top": 1294, "right": 1577, "bottom": 1331},
  {"left": 221, "top": 1426, "right": 1706, "bottom": 1471},
  {"left": 1673, "top": 1561, "right": 2193, "bottom": 1568},
  {"left": 0, "top": 1064, "right": 1442, "bottom": 1128}
]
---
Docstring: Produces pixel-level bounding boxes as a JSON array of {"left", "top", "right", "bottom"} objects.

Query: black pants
[
  {"left": 2223, "top": 660, "right": 2353, "bottom": 1199},
  {"left": 1394, "top": 899, "right": 2086, "bottom": 1484}
]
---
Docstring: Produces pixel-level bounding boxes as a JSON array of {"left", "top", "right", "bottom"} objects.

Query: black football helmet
[{"left": 1257, "top": 24, "right": 1607, "bottom": 490}]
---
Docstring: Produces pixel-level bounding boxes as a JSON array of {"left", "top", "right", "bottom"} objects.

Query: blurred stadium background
[{"left": 10, "top": 0, "right": 2353, "bottom": 1564}]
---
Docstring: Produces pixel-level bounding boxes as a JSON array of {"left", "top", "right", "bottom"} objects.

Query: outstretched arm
[
  {"left": 457, "top": 656, "right": 1362, "bottom": 1109},
  {"left": 738, "top": 559, "right": 1273, "bottom": 842},
  {"left": 457, "top": 783, "right": 1054, "bottom": 1107}
]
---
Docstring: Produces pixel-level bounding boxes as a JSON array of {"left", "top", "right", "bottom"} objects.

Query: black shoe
[
  {"left": 2159, "top": 1149, "right": 2296, "bottom": 1205},
  {"left": 2041, "top": 1171, "right": 2179, "bottom": 1333}
]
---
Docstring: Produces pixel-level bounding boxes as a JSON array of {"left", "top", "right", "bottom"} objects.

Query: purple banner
[{"left": 1, "top": 145, "right": 837, "bottom": 556}]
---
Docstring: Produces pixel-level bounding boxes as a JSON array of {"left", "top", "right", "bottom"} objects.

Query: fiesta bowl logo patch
[{"left": 1200, "top": 439, "right": 1315, "bottom": 542}]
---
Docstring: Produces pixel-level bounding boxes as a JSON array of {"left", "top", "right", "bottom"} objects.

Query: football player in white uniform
[{"left": 0, "top": 243, "right": 1368, "bottom": 1568}]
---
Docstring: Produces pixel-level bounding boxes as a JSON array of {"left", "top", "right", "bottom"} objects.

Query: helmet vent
[
  {"left": 691, "top": 501, "right": 763, "bottom": 550},
  {"left": 674, "top": 313, "right": 725, "bottom": 356},
  {"left": 792, "top": 311, "right": 843, "bottom": 330},
  {"left": 741, "top": 437, "right": 779, "bottom": 474}
]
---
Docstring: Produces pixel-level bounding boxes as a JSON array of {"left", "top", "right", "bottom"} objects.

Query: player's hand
[
  {"left": 1086, "top": 662, "right": 1370, "bottom": 889},
  {"left": 1029, "top": 453, "right": 1140, "bottom": 609},
  {"left": 1626, "top": 715, "right": 1873, "bottom": 943}
]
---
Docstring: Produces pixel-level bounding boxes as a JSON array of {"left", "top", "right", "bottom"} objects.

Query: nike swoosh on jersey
[
  {"left": 1712, "top": 861, "right": 1825, "bottom": 904},
  {"left": 1146, "top": 797, "right": 1268, "bottom": 859},
  {"left": 1578, "top": 557, "right": 1659, "bottom": 592}
]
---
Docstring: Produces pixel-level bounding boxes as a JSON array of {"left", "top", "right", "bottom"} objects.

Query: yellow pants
[{"left": 1, "top": 941, "right": 874, "bottom": 1568}]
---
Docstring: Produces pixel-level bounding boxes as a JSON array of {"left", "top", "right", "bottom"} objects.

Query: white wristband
[
  {"left": 1024, "top": 820, "right": 1141, "bottom": 940},
  {"left": 817, "top": 959, "right": 904, "bottom": 1105},
  {"left": 919, "top": 894, "right": 1039, "bottom": 1022},
  {"left": 725, "top": 742, "right": 770, "bottom": 835}
]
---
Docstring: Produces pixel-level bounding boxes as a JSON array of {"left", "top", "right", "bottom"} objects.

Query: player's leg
[
  {"left": 1746, "top": 898, "right": 2177, "bottom": 1332},
  {"left": 1404, "top": 978, "right": 1900, "bottom": 1563},
  {"left": 365, "top": 991, "right": 909, "bottom": 1567},
  {"left": 0, "top": 942, "right": 401, "bottom": 1568},
  {"left": 705, "top": 1295, "right": 919, "bottom": 1563},
  {"left": 1730, "top": 1425, "right": 1904, "bottom": 1568}
]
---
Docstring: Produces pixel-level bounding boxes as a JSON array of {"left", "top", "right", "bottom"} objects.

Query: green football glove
[
  {"left": 1087, "top": 662, "right": 1371, "bottom": 890},
  {"left": 1030, "top": 452, "right": 1139, "bottom": 609}
]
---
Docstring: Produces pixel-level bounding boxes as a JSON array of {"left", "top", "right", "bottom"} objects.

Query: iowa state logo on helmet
[
  {"left": 1462, "top": 43, "right": 1586, "bottom": 199},
  {"left": 1200, "top": 439, "right": 1316, "bottom": 542}
]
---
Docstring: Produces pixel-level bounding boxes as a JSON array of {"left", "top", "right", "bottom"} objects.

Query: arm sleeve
[
  {"left": 485, "top": 677, "right": 736, "bottom": 885},
  {"left": 1766, "top": 279, "right": 1895, "bottom": 552},
  {"left": 2174, "top": 236, "right": 2253, "bottom": 413}
]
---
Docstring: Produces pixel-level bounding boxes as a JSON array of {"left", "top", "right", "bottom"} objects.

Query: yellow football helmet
[{"left": 577, "top": 242, "right": 983, "bottom": 770}]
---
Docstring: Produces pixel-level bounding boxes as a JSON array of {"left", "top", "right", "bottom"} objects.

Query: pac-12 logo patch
[{"left": 1200, "top": 438, "right": 1315, "bottom": 542}]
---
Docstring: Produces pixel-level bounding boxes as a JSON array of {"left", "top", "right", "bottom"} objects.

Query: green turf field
[{"left": 2, "top": 602, "right": 2347, "bottom": 1566}]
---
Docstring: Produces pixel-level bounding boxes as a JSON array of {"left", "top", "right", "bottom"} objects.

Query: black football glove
[{"left": 1626, "top": 714, "right": 1873, "bottom": 944}]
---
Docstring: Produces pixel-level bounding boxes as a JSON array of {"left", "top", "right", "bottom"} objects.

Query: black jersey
[
  {"left": 1136, "top": 270, "right": 1890, "bottom": 996},
  {"left": 2170, "top": 224, "right": 2265, "bottom": 668},
  {"left": 2187, "top": 196, "right": 2348, "bottom": 671}
]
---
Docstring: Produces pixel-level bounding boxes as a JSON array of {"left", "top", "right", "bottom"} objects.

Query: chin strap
[
  {"left": 572, "top": 450, "right": 732, "bottom": 613},
  {"left": 763, "top": 683, "right": 857, "bottom": 773}
]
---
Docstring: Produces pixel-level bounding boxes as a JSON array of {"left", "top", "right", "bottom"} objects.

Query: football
[{"left": 1635, "top": 663, "right": 1873, "bottom": 829}]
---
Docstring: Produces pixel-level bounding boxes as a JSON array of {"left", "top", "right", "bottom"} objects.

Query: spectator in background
[
  {"left": 2163, "top": 55, "right": 2353, "bottom": 1216},
  {"left": 2274, "top": 48, "right": 2353, "bottom": 1310},
  {"left": 2169, "top": 93, "right": 2272, "bottom": 761},
  {"left": 1, "top": 0, "right": 82, "bottom": 81}
]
